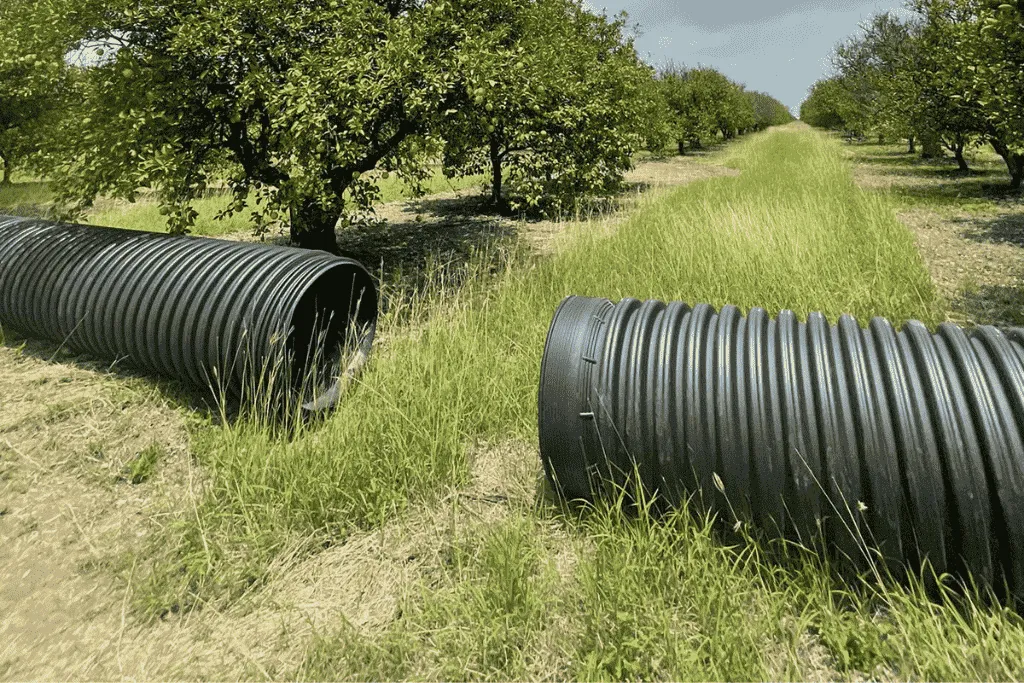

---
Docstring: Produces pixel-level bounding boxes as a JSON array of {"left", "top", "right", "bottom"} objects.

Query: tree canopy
[
  {"left": 3, "top": 0, "right": 795, "bottom": 245},
  {"left": 802, "top": 0, "right": 1024, "bottom": 188},
  {"left": 655, "top": 66, "right": 788, "bottom": 155},
  {"left": 0, "top": 0, "right": 74, "bottom": 184},
  {"left": 438, "top": 0, "right": 655, "bottom": 214},
  {"left": 10, "top": 0, "right": 663, "bottom": 248}
]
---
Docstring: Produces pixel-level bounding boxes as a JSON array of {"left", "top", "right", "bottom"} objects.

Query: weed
[{"left": 121, "top": 443, "right": 164, "bottom": 485}]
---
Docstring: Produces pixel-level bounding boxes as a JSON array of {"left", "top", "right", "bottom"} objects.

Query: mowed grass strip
[{"left": 142, "top": 125, "right": 1024, "bottom": 679}]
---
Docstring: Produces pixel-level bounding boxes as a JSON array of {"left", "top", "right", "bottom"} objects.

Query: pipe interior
[{"left": 286, "top": 264, "right": 378, "bottom": 408}]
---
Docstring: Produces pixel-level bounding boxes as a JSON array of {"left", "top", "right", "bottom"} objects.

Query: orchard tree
[
  {"left": 440, "top": 0, "right": 655, "bottom": 213},
  {"left": 834, "top": 13, "right": 924, "bottom": 151},
  {"left": 658, "top": 65, "right": 715, "bottom": 154},
  {"left": 717, "top": 82, "right": 756, "bottom": 138},
  {"left": 745, "top": 91, "right": 794, "bottom": 130},
  {"left": 0, "top": 0, "right": 73, "bottom": 185},
  {"left": 800, "top": 77, "right": 863, "bottom": 131},
  {"left": 23, "top": 0, "right": 534, "bottom": 251},
  {"left": 955, "top": 0, "right": 1024, "bottom": 187},
  {"left": 658, "top": 66, "right": 739, "bottom": 153},
  {"left": 824, "top": 0, "right": 1023, "bottom": 186},
  {"left": 911, "top": 2, "right": 988, "bottom": 170}
]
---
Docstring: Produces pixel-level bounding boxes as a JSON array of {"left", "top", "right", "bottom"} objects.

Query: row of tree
[
  {"left": 654, "top": 65, "right": 793, "bottom": 155},
  {"left": 1, "top": 0, "right": 792, "bottom": 250},
  {"left": 800, "top": 0, "right": 1024, "bottom": 189}
]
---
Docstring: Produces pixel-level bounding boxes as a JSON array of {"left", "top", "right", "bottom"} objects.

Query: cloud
[
  {"left": 590, "top": 0, "right": 906, "bottom": 112},
  {"left": 622, "top": 0, "right": 873, "bottom": 30}
]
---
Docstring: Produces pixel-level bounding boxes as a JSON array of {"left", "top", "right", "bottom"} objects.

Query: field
[{"left": 2, "top": 123, "right": 1024, "bottom": 680}]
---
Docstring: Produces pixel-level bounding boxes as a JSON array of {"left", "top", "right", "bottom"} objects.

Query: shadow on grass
[
  {"left": 945, "top": 211, "right": 1024, "bottom": 327},
  {"left": 335, "top": 194, "right": 518, "bottom": 294},
  {"left": 953, "top": 282, "right": 1024, "bottom": 328},
  {"left": 851, "top": 144, "right": 1023, "bottom": 208},
  {"left": 959, "top": 212, "right": 1024, "bottom": 249},
  {"left": 0, "top": 334, "right": 219, "bottom": 418},
  {"left": 0, "top": 180, "right": 57, "bottom": 219}
]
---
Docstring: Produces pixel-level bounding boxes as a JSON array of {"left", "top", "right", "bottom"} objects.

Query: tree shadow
[
  {"left": 336, "top": 193, "right": 518, "bottom": 298},
  {"left": 852, "top": 145, "right": 1022, "bottom": 206},
  {"left": 958, "top": 212, "right": 1024, "bottom": 248},
  {"left": 0, "top": 334, "right": 223, "bottom": 421},
  {"left": 952, "top": 283, "right": 1024, "bottom": 328},
  {"left": 0, "top": 180, "right": 57, "bottom": 219}
]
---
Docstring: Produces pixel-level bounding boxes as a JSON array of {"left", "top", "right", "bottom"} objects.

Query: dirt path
[
  {"left": 849, "top": 144, "right": 1024, "bottom": 327},
  {"left": 0, "top": 153, "right": 733, "bottom": 680}
]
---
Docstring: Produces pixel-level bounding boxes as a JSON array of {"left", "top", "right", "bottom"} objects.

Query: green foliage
[
  {"left": 812, "top": 0, "right": 1024, "bottom": 186},
  {"left": 745, "top": 90, "right": 795, "bottom": 130},
  {"left": 20, "top": 0, "right": 541, "bottom": 248},
  {"left": 0, "top": 0, "right": 74, "bottom": 184},
  {"left": 656, "top": 65, "right": 763, "bottom": 154},
  {"left": 954, "top": 0, "right": 1024, "bottom": 185},
  {"left": 121, "top": 442, "right": 163, "bottom": 484},
  {"left": 440, "top": 0, "right": 654, "bottom": 215},
  {"left": 800, "top": 77, "right": 869, "bottom": 133}
]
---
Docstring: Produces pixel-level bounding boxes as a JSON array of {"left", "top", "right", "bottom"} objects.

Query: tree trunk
[
  {"left": 0, "top": 154, "right": 10, "bottom": 186},
  {"left": 489, "top": 138, "right": 503, "bottom": 206},
  {"left": 990, "top": 137, "right": 1024, "bottom": 190},
  {"left": 954, "top": 144, "right": 970, "bottom": 173},
  {"left": 677, "top": 140, "right": 687, "bottom": 156},
  {"left": 289, "top": 199, "right": 340, "bottom": 253},
  {"left": 878, "top": 134, "right": 885, "bottom": 145},
  {"left": 907, "top": 136, "right": 915, "bottom": 154},
  {"left": 691, "top": 137, "right": 702, "bottom": 150}
]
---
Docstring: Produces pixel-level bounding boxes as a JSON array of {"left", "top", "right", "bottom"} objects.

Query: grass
[
  {"left": 843, "top": 135, "right": 1024, "bottom": 330},
  {"left": 0, "top": 167, "right": 485, "bottom": 236},
  {"left": 846, "top": 138, "right": 1023, "bottom": 215},
  {"left": 121, "top": 443, "right": 164, "bottom": 485},
  {"left": 117, "top": 125, "right": 1024, "bottom": 679},
  {"left": 4, "top": 125, "right": 1021, "bottom": 678}
]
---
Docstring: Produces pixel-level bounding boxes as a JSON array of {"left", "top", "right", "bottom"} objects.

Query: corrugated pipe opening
[
  {"left": 0, "top": 215, "right": 378, "bottom": 412},
  {"left": 287, "top": 263, "right": 378, "bottom": 411},
  {"left": 538, "top": 295, "right": 1024, "bottom": 602}
]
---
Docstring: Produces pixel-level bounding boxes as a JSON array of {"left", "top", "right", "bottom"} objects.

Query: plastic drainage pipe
[
  {"left": 0, "top": 215, "right": 378, "bottom": 410},
  {"left": 538, "top": 295, "right": 1024, "bottom": 600}
]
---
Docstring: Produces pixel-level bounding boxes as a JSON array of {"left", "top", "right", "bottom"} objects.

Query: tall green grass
[
  {"left": 143, "top": 126, "right": 940, "bottom": 602},
  {"left": 135, "top": 127, "right": 1024, "bottom": 679}
]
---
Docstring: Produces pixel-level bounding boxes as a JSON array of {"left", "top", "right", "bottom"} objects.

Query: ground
[
  {"left": 3, "top": 129, "right": 1024, "bottom": 680},
  {"left": 847, "top": 141, "right": 1023, "bottom": 327},
  {"left": 0, "top": 152, "right": 739, "bottom": 680}
]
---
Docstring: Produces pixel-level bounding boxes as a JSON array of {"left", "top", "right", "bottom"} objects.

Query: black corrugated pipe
[
  {"left": 0, "top": 215, "right": 378, "bottom": 411},
  {"left": 539, "top": 295, "right": 1024, "bottom": 600}
]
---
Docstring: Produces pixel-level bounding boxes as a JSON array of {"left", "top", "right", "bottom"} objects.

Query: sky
[{"left": 584, "top": 0, "right": 909, "bottom": 114}]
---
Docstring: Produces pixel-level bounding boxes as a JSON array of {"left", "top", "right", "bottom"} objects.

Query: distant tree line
[
  {"left": 651, "top": 65, "right": 793, "bottom": 155},
  {"left": 0, "top": 0, "right": 792, "bottom": 250},
  {"left": 800, "top": 0, "right": 1024, "bottom": 189}
]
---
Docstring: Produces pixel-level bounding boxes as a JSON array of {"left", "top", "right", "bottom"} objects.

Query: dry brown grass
[{"left": 0, "top": 340, "right": 194, "bottom": 679}]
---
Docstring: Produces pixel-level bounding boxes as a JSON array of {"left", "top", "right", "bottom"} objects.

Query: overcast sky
[{"left": 584, "top": 0, "right": 908, "bottom": 114}]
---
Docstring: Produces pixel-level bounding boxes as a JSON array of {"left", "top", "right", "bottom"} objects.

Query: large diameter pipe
[
  {"left": 539, "top": 295, "right": 1024, "bottom": 599},
  {"left": 0, "top": 215, "right": 378, "bottom": 410}
]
